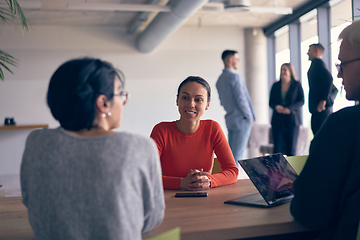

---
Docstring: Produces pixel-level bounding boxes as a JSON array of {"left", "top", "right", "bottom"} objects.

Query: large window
[
  {"left": 300, "top": 9, "right": 318, "bottom": 127},
  {"left": 330, "top": 0, "right": 353, "bottom": 112},
  {"left": 273, "top": 0, "right": 354, "bottom": 130},
  {"left": 275, "top": 26, "right": 290, "bottom": 81}
]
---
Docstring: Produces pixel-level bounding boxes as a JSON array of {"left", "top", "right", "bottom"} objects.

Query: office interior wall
[{"left": 0, "top": 25, "right": 246, "bottom": 175}]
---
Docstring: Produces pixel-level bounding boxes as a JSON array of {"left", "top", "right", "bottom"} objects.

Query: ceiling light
[{"left": 224, "top": 0, "right": 250, "bottom": 12}]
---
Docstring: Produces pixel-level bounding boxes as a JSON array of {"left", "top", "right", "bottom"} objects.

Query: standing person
[
  {"left": 290, "top": 20, "right": 360, "bottom": 240},
  {"left": 150, "top": 76, "right": 239, "bottom": 191},
  {"left": 216, "top": 50, "right": 256, "bottom": 170},
  {"left": 21, "top": 58, "right": 165, "bottom": 240},
  {"left": 307, "top": 43, "right": 334, "bottom": 136},
  {"left": 269, "top": 63, "right": 304, "bottom": 156}
]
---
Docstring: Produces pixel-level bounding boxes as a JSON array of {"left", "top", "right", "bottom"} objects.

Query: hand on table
[{"left": 179, "top": 169, "right": 211, "bottom": 191}]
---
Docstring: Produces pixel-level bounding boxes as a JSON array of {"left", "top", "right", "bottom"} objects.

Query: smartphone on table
[{"left": 175, "top": 192, "right": 208, "bottom": 198}]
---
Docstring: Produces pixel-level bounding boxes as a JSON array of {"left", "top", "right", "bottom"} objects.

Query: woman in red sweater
[{"left": 150, "top": 76, "right": 239, "bottom": 190}]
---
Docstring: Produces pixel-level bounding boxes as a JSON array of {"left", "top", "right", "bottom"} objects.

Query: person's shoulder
[
  {"left": 327, "top": 105, "right": 360, "bottom": 126},
  {"left": 202, "top": 119, "right": 221, "bottom": 129},
  {"left": 27, "top": 128, "right": 45, "bottom": 137},
  {"left": 27, "top": 127, "right": 57, "bottom": 140},
  {"left": 155, "top": 121, "right": 175, "bottom": 126},
  {"left": 332, "top": 105, "right": 360, "bottom": 118},
  {"left": 312, "top": 58, "right": 324, "bottom": 63},
  {"left": 312, "top": 58, "right": 326, "bottom": 67},
  {"left": 272, "top": 80, "right": 281, "bottom": 86},
  {"left": 222, "top": 69, "right": 239, "bottom": 78},
  {"left": 115, "top": 132, "right": 155, "bottom": 149},
  {"left": 150, "top": 121, "right": 177, "bottom": 138},
  {"left": 293, "top": 80, "right": 303, "bottom": 87},
  {"left": 152, "top": 121, "right": 175, "bottom": 131}
]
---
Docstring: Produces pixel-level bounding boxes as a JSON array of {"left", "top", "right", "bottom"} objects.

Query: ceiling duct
[{"left": 135, "top": 0, "right": 207, "bottom": 53}]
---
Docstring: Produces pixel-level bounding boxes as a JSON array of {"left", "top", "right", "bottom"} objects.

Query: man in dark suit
[
  {"left": 291, "top": 20, "right": 360, "bottom": 240},
  {"left": 307, "top": 43, "right": 333, "bottom": 136}
]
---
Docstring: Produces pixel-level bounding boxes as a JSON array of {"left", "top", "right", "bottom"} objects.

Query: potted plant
[{"left": 0, "top": 0, "right": 28, "bottom": 80}]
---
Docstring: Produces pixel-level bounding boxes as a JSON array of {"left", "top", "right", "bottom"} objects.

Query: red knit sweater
[{"left": 150, "top": 120, "right": 238, "bottom": 189}]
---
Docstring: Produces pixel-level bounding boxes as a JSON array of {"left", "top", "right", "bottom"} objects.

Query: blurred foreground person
[
  {"left": 291, "top": 20, "right": 360, "bottom": 240},
  {"left": 21, "top": 58, "right": 165, "bottom": 240}
]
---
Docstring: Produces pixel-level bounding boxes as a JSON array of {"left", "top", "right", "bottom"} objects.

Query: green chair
[
  {"left": 143, "top": 227, "right": 180, "bottom": 240},
  {"left": 357, "top": 221, "right": 360, "bottom": 240},
  {"left": 285, "top": 155, "right": 308, "bottom": 175},
  {"left": 212, "top": 158, "right": 222, "bottom": 174}
]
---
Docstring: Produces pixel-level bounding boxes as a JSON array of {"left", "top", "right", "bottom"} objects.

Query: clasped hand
[
  {"left": 275, "top": 105, "right": 290, "bottom": 114},
  {"left": 179, "top": 169, "right": 211, "bottom": 191}
]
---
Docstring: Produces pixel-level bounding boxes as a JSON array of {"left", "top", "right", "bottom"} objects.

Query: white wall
[{"left": 0, "top": 25, "right": 246, "bottom": 175}]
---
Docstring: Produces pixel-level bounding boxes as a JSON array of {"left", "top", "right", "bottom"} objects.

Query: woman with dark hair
[
  {"left": 20, "top": 58, "right": 165, "bottom": 240},
  {"left": 150, "top": 76, "right": 238, "bottom": 191},
  {"left": 269, "top": 63, "right": 305, "bottom": 156}
]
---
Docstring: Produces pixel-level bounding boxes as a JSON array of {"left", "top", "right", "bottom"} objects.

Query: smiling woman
[{"left": 150, "top": 76, "right": 239, "bottom": 191}]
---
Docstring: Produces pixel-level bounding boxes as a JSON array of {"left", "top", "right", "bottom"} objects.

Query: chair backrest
[
  {"left": 263, "top": 126, "right": 309, "bottom": 156},
  {"left": 357, "top": 220, "right": 360, "bottom": 240},
  {"left": 285, "top": 155, "right": 308, "bottom": 175},
  {"left": 247, "top": 124, "right": 271, "bottom": 148},
  {"left": 212, "top": 158, "right": 222, "bottom": 175},
  {"left": 296, "top": 126, "right": 310, "bottom": 156},
  {"left": 143, "top": 227, "right": 180, "bottom": 240}
]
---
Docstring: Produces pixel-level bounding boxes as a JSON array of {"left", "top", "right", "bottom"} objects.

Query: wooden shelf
[{"left": 0, "top": 124, "right": 48, "bottom": 131}]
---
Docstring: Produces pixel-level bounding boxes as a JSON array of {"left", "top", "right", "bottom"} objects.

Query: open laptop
[{"left": 224, "top": 153, "right": 298, "bottom": 208}]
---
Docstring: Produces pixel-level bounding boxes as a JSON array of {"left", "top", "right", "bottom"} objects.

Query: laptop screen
[{"left": 239, "top": 153, "right": 298, "bottom": 204}]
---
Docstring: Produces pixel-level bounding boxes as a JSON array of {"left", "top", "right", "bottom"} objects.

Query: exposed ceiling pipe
[
  {"left": 127, "top": 0, "right": 162, "bottom": 35},
  {"left": 135, "top": 0, "right": 208, "bottom": 53},
  {"left": 67, "top": 3, "right": 170, "bottom": 12}
]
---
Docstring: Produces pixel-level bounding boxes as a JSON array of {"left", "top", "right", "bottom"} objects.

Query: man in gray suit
[{"left": 216, "top": 50, "right": 255, "bottom": 171}]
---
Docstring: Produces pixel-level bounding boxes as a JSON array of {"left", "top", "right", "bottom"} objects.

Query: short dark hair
[
  {"left": 309, "top": 43, "right": 325, "bottom": 55},
  {"left": 47, "top": 58, "right": 125, "bottom": 131},
  {"left": 177, "top": 76, "right": 211, "bottom": 102},
  {"left": 221, "top": 50, "right": 238, "bottom": 62}
]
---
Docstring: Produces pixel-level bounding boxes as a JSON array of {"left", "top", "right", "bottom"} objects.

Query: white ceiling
[{"left": 18, "top": 0, "right": 311, "bottom": 32}]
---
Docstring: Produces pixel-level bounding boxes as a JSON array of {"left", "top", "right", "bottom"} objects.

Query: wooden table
[
  {"left": 143, "top": 180, "right": 318, "bottom": 240},
  {"left": 0, "top": 196, "right": 32, "bottom": 240},
  {"left": 0, "top": 180, "right": 318, "bottom": 240}
]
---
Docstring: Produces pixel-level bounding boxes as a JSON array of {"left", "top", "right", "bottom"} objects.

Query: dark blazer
[
  {"left": 307, "top": 58, "right": 333, "bottom": 114},
  {"left": 269, "top": 79, "right": 305, "bottom": 127},
  {"left": 290, "top": 105, "right": 360, "bottom": 239}
]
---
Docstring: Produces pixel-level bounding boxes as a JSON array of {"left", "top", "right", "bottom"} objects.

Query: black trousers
[
  {"left": 272, "top": 124, "right": 300, "bottom": 156},
  {"left": 311, "top": 107, "right": 332, "bottom": 136}
]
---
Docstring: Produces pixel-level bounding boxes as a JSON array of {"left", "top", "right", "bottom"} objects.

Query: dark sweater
[
  {"left": 290, "top": 105, "right": 360, "bottom": 240},
  {"left": 21, "top": 128, "right": 165, "bottom": 240}
]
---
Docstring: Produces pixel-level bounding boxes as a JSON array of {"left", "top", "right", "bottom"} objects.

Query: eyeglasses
[
  {"left": 113, "top": 90, "right": 130, "bottom": 105},
  {"left": 335, "top": 57, "right": 360, "bottom": 75}
]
